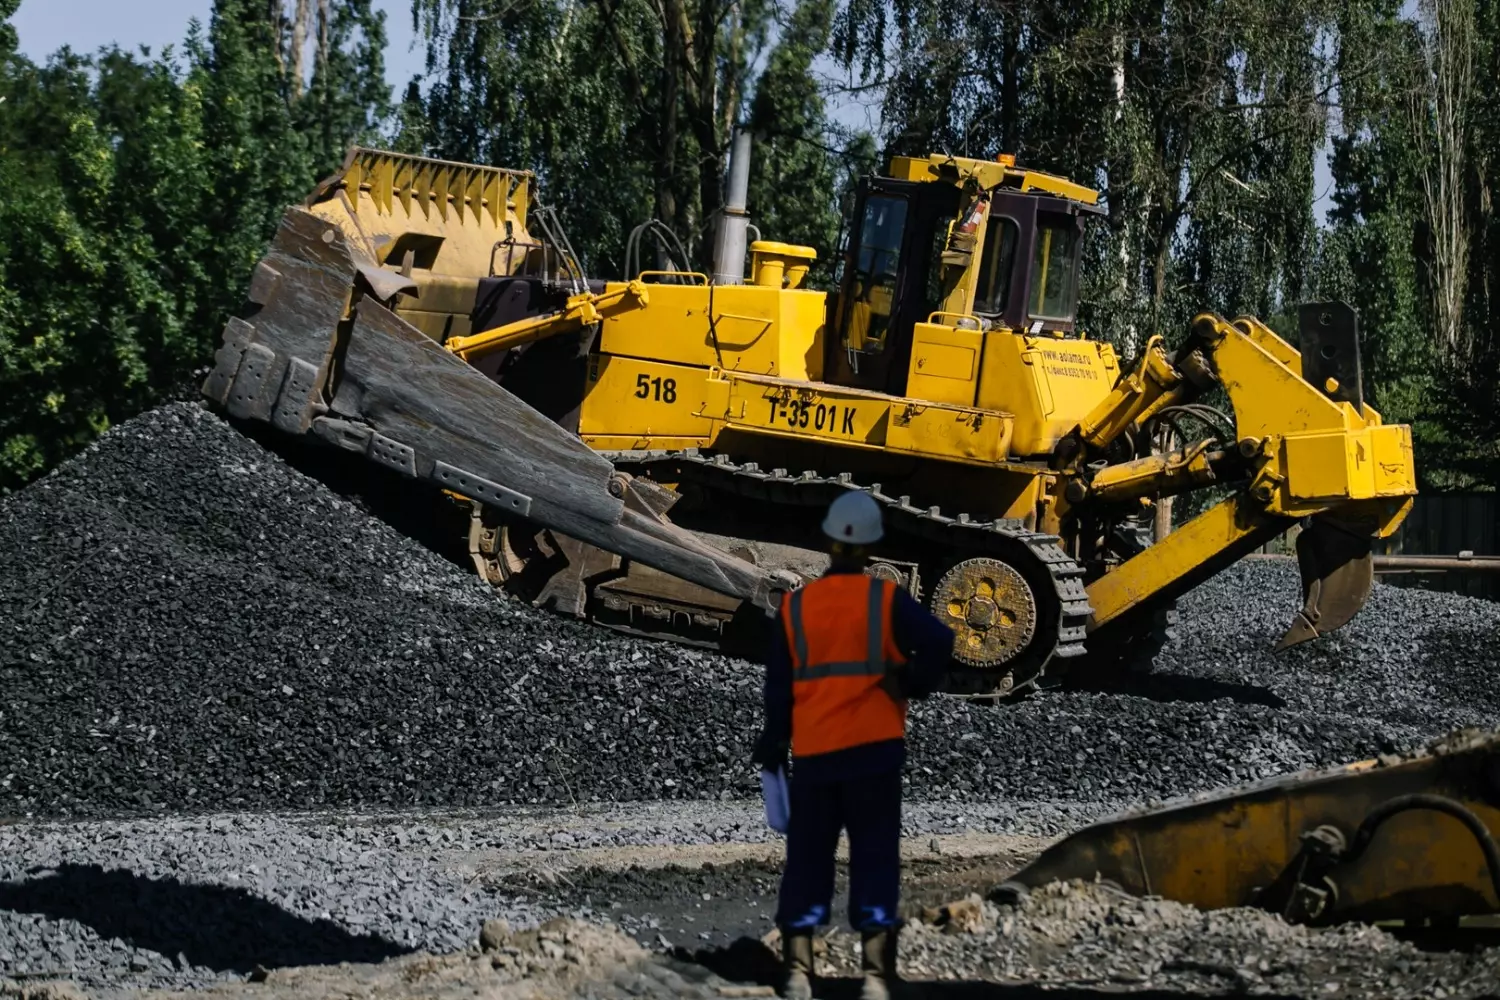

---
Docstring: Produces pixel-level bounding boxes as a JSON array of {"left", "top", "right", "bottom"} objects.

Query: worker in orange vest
[{"left": 753, "top": 491, "right": 955, "bottom": 1000}]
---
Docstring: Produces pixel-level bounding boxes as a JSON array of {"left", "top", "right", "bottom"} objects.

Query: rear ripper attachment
[
  {"left": 1266, "top": 302, "right": 1390, "bottom": 651},
  {"left": 1052, "top": 300, "right": 1415, "bottom": 669}
]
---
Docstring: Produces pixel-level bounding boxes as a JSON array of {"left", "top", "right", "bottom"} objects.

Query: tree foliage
[
  {"left": 4, "top": 0, "right": 1500, "bottom": 494},
  {"left": 0, "top": 0, "right": 388, "bottom": 490}
]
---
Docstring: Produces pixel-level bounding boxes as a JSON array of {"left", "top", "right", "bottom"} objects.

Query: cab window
[
  {"left": 1028, "top": 220, "right": 1079, "bottom": 322},
  {"left": 972, "top": 218, "right": 1019, "bottom": 316},
  {"left": 845, "top": 195, "right": 909, "bottom": 350}
]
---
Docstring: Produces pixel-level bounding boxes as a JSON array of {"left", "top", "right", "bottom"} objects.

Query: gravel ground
[
  {"left": 4, "top": 401, "right": 1500, "bottom": 996},
  {"left": 6, "top": 810, "right": 1500, "bottom": 1000},
  {"left": 3, "top": 401, "right": 1498, "bottom": 822},
  {"left": 816, "top": 881, "right": 1500, "bottom": 999},
  {"left": 0, "top": 804, "right": 1062, "bottom": 994},
  {"left": 128, "top": 917, "right": 720, "bottom": 1000}
]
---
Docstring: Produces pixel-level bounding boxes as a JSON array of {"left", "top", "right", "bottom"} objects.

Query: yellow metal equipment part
[
  {"left": 748, "top": 241, "right": 817, "bottom": 289},
  {"left": 1077, "top": 313, "right": 1416, "bottom": 643},
  {"left": 446, "top": 280, "right": 650, "bottom": 361},
  {"left": 929, "top": 557, "right": 1038, "bottom": 672},
  {"left": 1000, "top": 727, "right": 1500, "bottom": 927},
  {"left": 301, "top": 147, "right": 535, "bottom": 343},
  {"left": 1202, "top": 314, "right": 1418, "bottom": 514},
  {"left": 885, "top": 152, "right": 1103, "bottom": 206}
]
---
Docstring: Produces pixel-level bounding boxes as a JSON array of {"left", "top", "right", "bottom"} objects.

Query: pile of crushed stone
[
  {"left": 816, "top": 881, "right": 1500, "bottom": 999},
  {"left": 2, "top": 402, "right": 1498, "bottom": 819},
  {"left": 3, "top": 916, "right": 736, "bottom": 1000}
]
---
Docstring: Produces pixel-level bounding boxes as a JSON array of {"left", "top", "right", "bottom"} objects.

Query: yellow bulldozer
[{"left": 200, "top": 134, "right": 1417, "bottom": 695}]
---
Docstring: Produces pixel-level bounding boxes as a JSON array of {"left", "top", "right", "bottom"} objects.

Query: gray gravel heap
[
  {"left": 0, "top": 814, "right": 553, "bottom": 993},
  {"left": 819, "top": 880, "right": 1500, "bottom": 999},
  {"left": 3, "top": 401, "right": 1499, "bottom": 820}
]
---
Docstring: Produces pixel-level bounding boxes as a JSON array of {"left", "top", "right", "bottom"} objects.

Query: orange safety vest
[{"left": 780, "top": 574, "right": 909, "bottom": 758}]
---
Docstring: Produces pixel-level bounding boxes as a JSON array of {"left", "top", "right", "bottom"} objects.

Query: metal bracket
[
  {"left": 431, "top": 461, "right": 532, "bottom": 517},
  {"left": 310, "top": 416, "right": 372, "bottom": 453},
  {"left": 369, "top": 433, "right": 418, "bottom": 477},
  {"left": 272, "top": 357, "right": 325, "bottom": 435},
  {"left": 1298, "top": 301, "right": 1364, "bottom": 410},
  {"left": 226, "top": 342, "right": 277, "bottom": 420}
]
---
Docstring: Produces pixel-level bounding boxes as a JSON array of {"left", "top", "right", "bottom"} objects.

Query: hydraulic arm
[{"left": 445, "top": 280, "right": 651, "bottom": 362}]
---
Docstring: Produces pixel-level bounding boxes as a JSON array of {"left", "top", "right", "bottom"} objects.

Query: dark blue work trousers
[{"left": 775, "top": 766, "right": 903, "bottom": 932}]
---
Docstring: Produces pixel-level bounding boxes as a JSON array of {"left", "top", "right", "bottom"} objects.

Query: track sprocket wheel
[
  {"left": 467, "top": 502, "right": 559, "bottom": 602},
  {"left": 931, "top": 557, "right": 1038, "bottom": 670}
]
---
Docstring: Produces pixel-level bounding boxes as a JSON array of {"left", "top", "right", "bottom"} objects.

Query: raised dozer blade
[{"left": 201, "top": 206, "right": 785, "bottom": 615}]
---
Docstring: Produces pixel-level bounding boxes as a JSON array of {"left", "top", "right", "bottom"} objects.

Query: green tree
[
  {"left": 0, "top": 0, "right": 16, "bottom": 61},
  {"left": 408, "top": 0, "right": 858, "bottom": 279},
  {"left": 828, "top": 0, "right": 1336, "bottom": 356},
  {"left": 747, "top": 0, "right": 843, "bottom": 285},
  {"left": 0, "top": 0, "right": 392, "bottom": 492},
  {"left": 301, "top": 0, "right": 391, "bottom": 170}
]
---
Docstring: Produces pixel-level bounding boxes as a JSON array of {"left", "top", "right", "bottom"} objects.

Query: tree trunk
[
  {"left": 1150, "top": 210, "right": 1173, "bottom": 330},
  {"left": 691, "top": 0, "right": 727, "bottom": 269},
  {"left": 656, "top": 0, "right": 684, "bottom": 264},
  {"left": 1154, "top": 496, "right": 1173, "bottom": 541},
  {"left": 1414, "top": 0, "right": 1476, "bottom": 362},
  {"left": 317, "top": 0, "right": 330, "bottom": 75},
  {"left": 269, "top": 0, "right": 287, "bottom": 76},
  {"left": 1108, "top": 23, "right": 1136, "bottom": 355},
  {"left": 290, "top": 0, "right": 311, "bottom": 97},
  {"left": 1000, "top": 11, "right": 1020, "bottom": 153}
]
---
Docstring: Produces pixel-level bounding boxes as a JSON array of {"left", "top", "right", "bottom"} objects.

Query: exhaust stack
[{"left": 712, "top": 127, "right": 753, "bottom": 285}]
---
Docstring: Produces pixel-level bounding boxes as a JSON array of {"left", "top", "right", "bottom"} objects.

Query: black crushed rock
[
  {"left": 0, "top": 814, "right": 562, "bottom": 992},
  {"left": 3, "top": 401, "right": 1499, "bottom": 820}
]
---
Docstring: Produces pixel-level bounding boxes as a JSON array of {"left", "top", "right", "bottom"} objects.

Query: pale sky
[{"left": 12, "top": 0, "right": 425, "bottom": 86}]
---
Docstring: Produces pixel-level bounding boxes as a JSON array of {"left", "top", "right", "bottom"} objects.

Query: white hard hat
[{"left": 822, "top": 491, "right": 884, "bottom": 545}]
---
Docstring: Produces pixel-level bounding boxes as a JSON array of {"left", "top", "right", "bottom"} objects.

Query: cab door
[{"left": 824, "top": 177, "right": 960, "bottom": 395}]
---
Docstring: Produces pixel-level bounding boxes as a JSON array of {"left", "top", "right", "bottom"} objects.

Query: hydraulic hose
[{"left": 1343, "top": 794, "right": 1500, "bottom": 906}]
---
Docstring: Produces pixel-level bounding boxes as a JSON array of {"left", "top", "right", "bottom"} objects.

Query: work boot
[
  {"left": 780, "top": 930, "right": 814, "bottom": 1000},
  {"left": 859, "top": 927, "right": 899, "bottom": 1000}
]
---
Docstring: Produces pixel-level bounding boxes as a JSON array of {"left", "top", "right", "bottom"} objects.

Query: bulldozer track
[{"left": 602, "top": 450, "right": 1093, "bottom": 669}]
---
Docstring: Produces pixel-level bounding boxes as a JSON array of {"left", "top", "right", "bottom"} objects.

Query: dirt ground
[
  {"left": 460, "top": 832, "right": 1048, "bottom": 954},
  {"left": 2, "top": 836, "right": 1237, "bottom": 1000}
]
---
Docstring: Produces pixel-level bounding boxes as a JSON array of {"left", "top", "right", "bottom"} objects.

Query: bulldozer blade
[
  {"left": 1275, "top": 516, "right": 1375, "bottom": 651},
  {"left": 201, "top": 206, "right": 788, "bottom": 616},
  {"left": 995, "top": 726, "right": 1500, "bottom": 926}
]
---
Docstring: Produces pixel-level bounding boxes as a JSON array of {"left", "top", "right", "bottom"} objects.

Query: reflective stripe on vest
[{"left": 782, "top": 574, "right": 908, "bottom": 758}]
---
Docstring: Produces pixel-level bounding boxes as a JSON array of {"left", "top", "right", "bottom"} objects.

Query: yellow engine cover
[
  {"left": 975, "top": 334, "right": 1120, "bottom": 456},
  {"left": 596, "top": 280, "right": 828, "bottom": 381}
]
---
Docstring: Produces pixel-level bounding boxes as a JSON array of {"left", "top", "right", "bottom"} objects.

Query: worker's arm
[
  {"left": 888, "top": 587, "right": 955, "bottom": 699},
  {"left": 752, "top": 617, "right": 793, "bottom": 768}
]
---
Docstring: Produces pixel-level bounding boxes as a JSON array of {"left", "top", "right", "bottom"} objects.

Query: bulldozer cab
[
  {"left": 973, "top": 190, "right": 1095, "bottom": 335},
  {"left": 826, "top": 163, "right": 1099, "bottom": 397}
]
